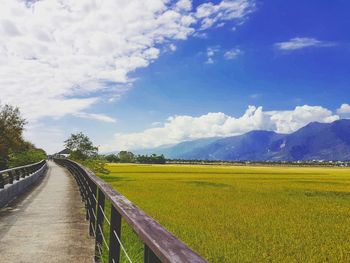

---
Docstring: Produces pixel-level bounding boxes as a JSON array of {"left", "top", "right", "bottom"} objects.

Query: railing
[
  {"left": 54, "top": 158, "right": 207, "bottom": 263},
  {"left": 0, "top": 160, "right": 47, "bottom": 189}
]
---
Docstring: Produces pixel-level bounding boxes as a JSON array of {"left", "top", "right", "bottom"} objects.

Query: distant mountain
[
  {"left": 140, "top": 119, "right": 350, "bottom": 161},
  {"left": 180, "top": 130, "right": 284, "bottom": 161},
  {"left": 134, "top": 137, "right": 220, "bottom": 158}
]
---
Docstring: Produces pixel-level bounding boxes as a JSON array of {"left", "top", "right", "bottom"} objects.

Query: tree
[
  {"left": 64, "top": 132, "right": 98, "bottom": 160},
  {"left": 118, "top": 151, "right": 135, "bottom": 163},
  {"left": 0, "top": 104, "right": 27, "bottom": 169},
  {"left": 136, "top": 154, "right": 166, "bottom": 164},
  {"left": 105, "top": 154, "right": 120, "bottom": 163}
]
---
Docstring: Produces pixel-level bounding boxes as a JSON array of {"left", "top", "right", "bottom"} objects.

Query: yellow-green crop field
[{"left": 98, "top": 164, "right": 350, "bottom": 263}]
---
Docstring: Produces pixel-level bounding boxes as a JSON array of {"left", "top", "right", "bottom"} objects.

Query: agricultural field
[{"left": 98, "top": 164, "right": 350, "bottom": 263}]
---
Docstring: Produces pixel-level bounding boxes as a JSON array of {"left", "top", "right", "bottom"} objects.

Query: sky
[{"left": 0, "top": 0, "right": 349, "bottom": 153}]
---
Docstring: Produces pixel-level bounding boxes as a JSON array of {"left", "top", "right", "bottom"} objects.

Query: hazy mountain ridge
[{"left": 140, "top": 119, "right": 350, "bottom": 161}]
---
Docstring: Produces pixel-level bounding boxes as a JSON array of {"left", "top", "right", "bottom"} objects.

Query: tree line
[
  {"left": 59, "top": 133, "right": 165, "bottom": 175},
  {"left": 0, "top": 104, "right": 46, "bottom": 170},
  {"left": 104, "top": 151, "right": 166, "bottom": 164},
  {"left": 62, "top": 132, "right": 165, "bottom": 168}
]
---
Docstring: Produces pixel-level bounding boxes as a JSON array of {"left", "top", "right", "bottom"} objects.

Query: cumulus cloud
[
  {"left": 275, "top": 37, "right": 334, "bottom": 50},
  {"left": 0, "top": 0, "right": 255, "bottom": 122},
  {"left": 337, "top": 103, "right": 350, "bottom": 118},
  {"left": 176, "top": 0, "right": 192, "bottom": 11},
  {"left": 195, "top": 0, "right": 255, "bottom": 30},
  {"left": 267, "top": 105, "right": 339, "bottom": 133},
  {"left": 224, "top": 48, "right": 241, "bottom": 59},
  {"left": 102, "top": 105, "right": 340, "bottom": 151}
]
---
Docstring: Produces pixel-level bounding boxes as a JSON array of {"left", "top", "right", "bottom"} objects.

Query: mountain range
[{"left": 137, "top": 119, "right": 350, "bottom": 161}]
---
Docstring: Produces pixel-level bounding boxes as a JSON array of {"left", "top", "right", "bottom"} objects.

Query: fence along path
[
  {"left": 55, "top": 158, "right": 207, "bottom": 263},
  {"left": 0, "top": 161, "right": 94, "bottom": 262}
]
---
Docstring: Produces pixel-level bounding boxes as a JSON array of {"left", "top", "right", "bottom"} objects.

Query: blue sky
[{"left": 1, "top": 0, "right": 349, "bottom": 153}]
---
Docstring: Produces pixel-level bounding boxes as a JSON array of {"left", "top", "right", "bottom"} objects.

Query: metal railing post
[
  {"left": 15, "top": 170, "right": 20, "bottom": 181},
  {"left": 21, "top": 168, "right": 26, "bottom": 178},
  {"left": 8, "top": 171, "right": 14, "bottom": 184},
  {"left": 84, "top": 179, "right": 90, "bottom": 221},
  {"left": 144, "top": 245, "right": 162, "bottom": 263},
  {"left": 95, "top": 189, "right": 105, "bottom": 262},
  {"left": 76, "top": 168, "right": 90, "bottom": 221},
  {"left": 88, "top": 179, "right": 96, "bottom": 236},
  {"left": 0, "top": 173, "right": 4, "bottom": 189},
  {"left": 109, "top": 205, "right": 121, "bottom": 263},
  {"left": 74, "top": 167, "right": 85, "bottom": 202},
  {"left": 91, "top": 181, "right": 97, "bottom": 236}
]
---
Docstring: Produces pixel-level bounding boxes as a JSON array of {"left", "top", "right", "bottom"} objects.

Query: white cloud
[
  {"left": 102, "top": 105, "right": 340, "bottom": 151},
  {"left": 193, "top": 32, "right": 208, "bottom": 39},
  {"left": 169, "top": 44, "right": 177, "bottom": 51},
  {"left": 196, "top": 0, "right": 255, "bottom": 30},
  {"left": 267, "top": 105, "right": 339, "bottom": 133},
  {"left": 206, "top": 57, "right": 214, "bottom": 64},
  {"left": 337, "top": 103, "right": 350, "bottom": 118},
  {"left": 207, "top": 46, "right": 241, "bottom": 64},
  {"left": 275, "top": 37, "right": 334, "bottom": 50},
  {"left": 176, "top": 0, "right": 192, "bottom": 11},
  {"left": 0, "top": 0, "right": 255, "bottom": 123},
  {"left": 73, "top": 112, "right": 117, "bottom": 123},
  {"left": 206, "top": 46, "right": 219, "bottom": 64},
  {"left": 224, "top": 48, "right": 241, "bottom": 59}
]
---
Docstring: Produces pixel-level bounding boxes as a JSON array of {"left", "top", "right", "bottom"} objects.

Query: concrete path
[{"left": 0, "top": 161, "right": 94, "bottom": 263}]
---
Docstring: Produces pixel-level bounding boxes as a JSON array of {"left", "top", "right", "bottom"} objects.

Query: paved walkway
[{"left": 0, "top": 161, "right": 94, "bottom": 262}]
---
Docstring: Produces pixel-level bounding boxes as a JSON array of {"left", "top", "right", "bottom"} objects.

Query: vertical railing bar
[
  {"left": 95, "top": 190, "right": 104, "bottom": 259},
  {"left": 109, "top": 205, "right": 122, "bottom": 263},
  {"left": 76, "top": 165, "right": 87, "bottom": 201},
  {"left": 9, "top": 171, "right": 13, "bottom": 184},
  {"left": 74, "top": 167, "right": 85, "bottom": 202},
  {"left": 85, "top": 178, "right": 90, "bottom": 221},
  {"left": 144, "top": 244, "right": 162, "bottom": 263},
  {"left": 0, "top": 173, "right": 4, "bottom": 189},
  {"left": 79, "top": 168, "right": 90, "bottom": 221},
  {"left": 72, "top": 165, "right": 86, "bottom": 202},
  {"left": 88, "top": 178, "right": 96, "bottom": 236},
  {"left": 21, "top": 168, "right": 25, "bottom": 178},
  {"left": 15, "top": 169, "right": 20, "bottom": 181}
]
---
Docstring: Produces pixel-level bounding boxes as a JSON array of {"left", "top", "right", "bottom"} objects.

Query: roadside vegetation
[
  {"left": 63, "top": 132, "right": 109, "bottom": 174},
  {"left": 103, "top": 151, "right": 166, "bottom": 164},
  {"left": 0, "top": 104, "right": 46, "bottom": 170},
  {"left": 62, "top": 133, "right": 165, "bottom": 174},
  {"left": 97, "top": 163, "right": 350, "bottom": 263}
]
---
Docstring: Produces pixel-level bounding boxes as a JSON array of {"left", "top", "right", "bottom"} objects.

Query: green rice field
[{"left": 98, "top": 164, "right": 350, "bottom": 262}]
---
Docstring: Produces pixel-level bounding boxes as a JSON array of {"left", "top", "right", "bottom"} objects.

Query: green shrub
[{"left": 9, "top": 149, "right": 46, "bottom": 168}]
